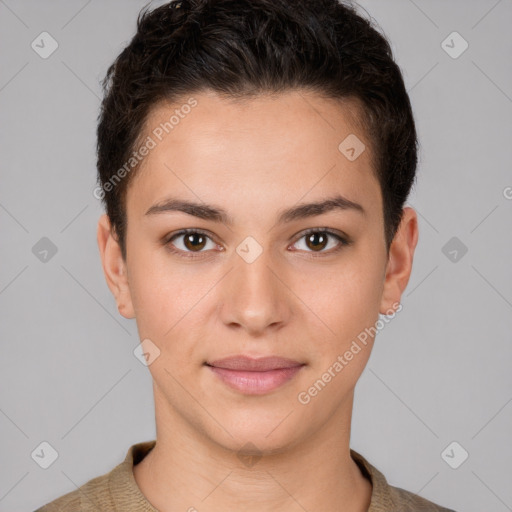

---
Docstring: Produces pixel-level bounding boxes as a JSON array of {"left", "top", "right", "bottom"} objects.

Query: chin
[{"left": 209, "top": 416, "right": 304, "bottom": 457}]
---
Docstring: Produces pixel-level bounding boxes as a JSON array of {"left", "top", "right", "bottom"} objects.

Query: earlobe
[
  {"left": 96, "top": 214, "right": 135, "bottom": 319},
  {"left": 379, "top": 207, "right": 419, "bottom": 315}
]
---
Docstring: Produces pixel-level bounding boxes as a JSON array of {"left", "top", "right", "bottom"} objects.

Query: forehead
[{"left": 126, "top": 89, "right": 381, "bottom": 221}]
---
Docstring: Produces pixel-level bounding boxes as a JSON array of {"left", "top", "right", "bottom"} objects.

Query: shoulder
[
  {"left": 385, "top": 483, "right": 457, "bottom": 512},
  {"left": 34, "top": 440, "right": 156, "bottom": 512},
  {"left": 350, "top": 449, "right": 457, "bottom": 512},
  {"left": 34, "top": 471, "right": 113, "bottom": 512}
]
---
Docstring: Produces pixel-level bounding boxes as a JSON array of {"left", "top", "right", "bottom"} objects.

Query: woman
[{"left": 36, "top": 0, "right": 456, "bottom": 510}]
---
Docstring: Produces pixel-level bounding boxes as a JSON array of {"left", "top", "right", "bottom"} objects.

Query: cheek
[
  {"left": 127, "top": 244, "right": 219, "bottom": 347},
  {"left": 292, "top": 261, "right": 382, "bottom": 404},
  {"left": 291, "top": 255, "right": 384, "bottom": 374},
  {"left": 126, "top": 241, "right": 178, "bottom": 334}
]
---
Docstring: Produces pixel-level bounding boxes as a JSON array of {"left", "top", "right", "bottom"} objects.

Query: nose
[{"left": 219, "top": 248, "right": 291, "bottom": 337}]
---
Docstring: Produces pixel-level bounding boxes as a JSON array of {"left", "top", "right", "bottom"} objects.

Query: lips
[
  {"left": 205, "top": 356, "right": 305, "bottom": 395},
  {"left": 206, "top": 355, "right": 304, "bottom": 371}
]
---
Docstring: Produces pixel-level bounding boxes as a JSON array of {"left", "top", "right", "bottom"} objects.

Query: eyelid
[
  {"left": 165, "top": 228, "right": 220, "bottom": 258},
  {"left": 166, "top": 227, "right": 215, "bottom": 243},
  {"left": 291, "top": 226, "right": 351, "bottom": 245},
  {"left": 288, "top": 227, "right": 351, "bottom": 257}
]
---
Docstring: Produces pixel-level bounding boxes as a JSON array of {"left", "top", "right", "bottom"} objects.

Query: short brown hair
[{"left": 96, "top": 0, "right": 418, "bottom": 260}]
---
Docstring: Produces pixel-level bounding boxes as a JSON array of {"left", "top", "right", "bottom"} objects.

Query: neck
[{"left": 133, "top": 385, "right": 372, "bottom": 512}]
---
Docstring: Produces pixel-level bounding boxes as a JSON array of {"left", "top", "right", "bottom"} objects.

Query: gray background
[{"left": 1, "top": 1, "right": 511, "bottom": 511}]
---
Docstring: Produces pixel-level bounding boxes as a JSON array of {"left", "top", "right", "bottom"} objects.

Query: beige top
[{"left": 35, "top": 440, "right": 456, "bottom": 511}]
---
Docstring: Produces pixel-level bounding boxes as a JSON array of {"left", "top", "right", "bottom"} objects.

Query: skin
[{"left": 97, "top": 89, "right": 418, "bottom": 511}]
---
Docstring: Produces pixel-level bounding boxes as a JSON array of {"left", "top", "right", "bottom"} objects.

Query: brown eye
[
  {"left": 305, "top": 232, "right": 329, "bottom": 252},
  {"left": 182, "top": 232, "right": 207, "bottom": 251},
  {"left": 166, "top": 229, "right": 217, "bottom": 258},
  {"left": 291, "top": 229, "right": 348, "bottom": 255}
]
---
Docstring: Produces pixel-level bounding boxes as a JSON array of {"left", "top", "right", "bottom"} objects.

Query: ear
[
  {"left": 97, "top": 214, "right": 135, "bottom": 319},
  {"left": 379, "top": 206, "right": 419, "bottom": 315}
]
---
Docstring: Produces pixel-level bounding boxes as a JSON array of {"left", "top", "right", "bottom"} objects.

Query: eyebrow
[{"left": 145, "top": 194, "right": 365, "bottom": 225}]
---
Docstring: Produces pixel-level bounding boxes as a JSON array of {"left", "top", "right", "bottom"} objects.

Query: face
[{"left": 98, "top": 89, "right": 417, "bottom": 453}]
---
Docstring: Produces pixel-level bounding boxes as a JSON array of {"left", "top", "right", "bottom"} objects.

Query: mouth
[{"left": 205, "top": 355, "right": 305, "bottom": 395}]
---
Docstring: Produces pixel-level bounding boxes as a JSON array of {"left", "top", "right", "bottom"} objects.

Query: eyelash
[{"left": 164, "top": 227, "right": 351, "bottom": 260}]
